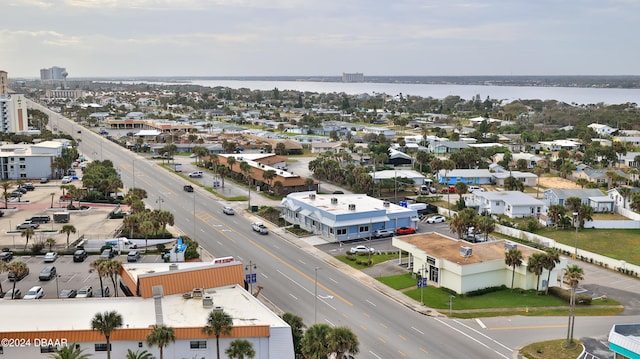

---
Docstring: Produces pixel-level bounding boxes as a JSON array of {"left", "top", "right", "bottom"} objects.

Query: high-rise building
[
  {"left": 0, "top": 71, "right": 29, "bottom": 133},
  {"left": 40, "top": 66, "right": 68, "bottom": 81},
  {"left": 0, "top": 70, "right": 8, "bottom": 95},
  {"left": 342, "top": 72, "right": 365, "bottom": 83}
]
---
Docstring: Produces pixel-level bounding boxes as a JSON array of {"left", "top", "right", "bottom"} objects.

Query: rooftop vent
[
  {"left": 192, "top": 288, "right": 204, "bottom": 298},
  {"left": 331, "top": 197, "right": 338, "bottom": 205},
  {"left": 213, "top": 306, "right": 224, "bottom": 313},
  {"left": 169, "top": 263, "right": 178, "bottom": 271},
  {"left": 348, "top": 204, "right": 356, "bottom": 211},
  {"left": 309, "top": 193, "right": 316, "bottom": 200},
  {"left": 202, "top": 295, "right": 213, "bottom": 308},
  {"left": 383, "top": 201, "right": 390, "bottom": 207},
  {"left": 460, "top": 246, "right": 472, "bottom": 258}
]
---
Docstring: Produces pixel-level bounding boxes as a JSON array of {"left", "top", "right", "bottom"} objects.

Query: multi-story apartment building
[
  {"left": 0, "top": 94, "right": 29, "bottom": 133},
  {"left": 0, "top": 70, "right": 8, "bottom": 95},
  {"left": 40, "top": 66, "right": 68, "bottom": 81},
  {"left": 341, "top": 72, "right": 364, "bottom": 82}
]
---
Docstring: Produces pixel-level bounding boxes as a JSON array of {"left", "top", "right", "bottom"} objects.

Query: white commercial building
[{"left": 0, "top": 141, "right": 64, "bottom": 180}]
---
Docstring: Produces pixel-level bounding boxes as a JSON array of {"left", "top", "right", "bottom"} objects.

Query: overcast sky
[{"left": 1, "top": 0, "right": 638, "bottom": 78}]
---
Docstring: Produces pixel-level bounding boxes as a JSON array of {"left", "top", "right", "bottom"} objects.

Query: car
[
  {"left": 188, "top": 171, "right": 204, "bottom": 178},
  {"left": 16, "top": 221, "right": 39, "bottom": 230},
  {"left": 426, "top": 215, "right": 446, "bottom": 224},
  {"left": 61, "top": 176, "right": 72, "bottom": 184},
  {"left": 396, "top": 227, "right": 417, "bottom": 235},
  {"left": 0, "top": 251, "right": 13, "bottom": 262},
  {"left": 468, "top": 185, "right": 484, "bottom": 192},
  {"left": 40, "top": 177, "right": 50, "bottom": 184},
  {"left": 16, "top": 187, "right": 28, "bottom": 194},
  {"left": 95, "top": 287, "right": 111, "bottom": 297},
  {"left": 73, "top": 249, "right": 88, "bottom": 262},
  {"left": 349, "top": 245, "right": 375, "bottom": 255},
  {"left": 43, "top": 252, "right": 58, "bottom": 263},
  {"left": 8, "top": 267, "right": 29, "bottom": 281},
  {"left": 222, "top": 206, "right": 235, "bottom": 215},
  {"left": 441, "top": 187, "right": 456, "bottom": 193},
  {"left": 29, "top": 215, "right": 51, "bottom": 224},
  {"left": 100, "top": 248, "right": 115, "bottom": 260},
  {"left": 373, "top": 229, "right": 394, "bottom": 238},
  {"left": 23, "top": 286, "right": 44, "bottom": 299},
  {"left": 21, "top": 183, "right": 35, "bottom": 191},
  {"left": 39, "top": 266, "right": 57, "bottom": 281},
  {"left": 183, "top": 184, "right": 194, "bottom": 192},
  {"left": 10, "top": 190, "right": 23, "bottom": 198},
  {"left": 127, "top": 250, "right": 141, "bottom": 262},
  {"left": 251, "top": 222, "right": 269, "bottom": 234},
  {"left": 76, "top": 286, "right": 93, "bottom": 298},
  {"left": 77, "top": 130, "right": 82, "bottom": 134},
  {"left": 3, "top": 288, "right": 22, "bottom": 299},
  {"left": 59, "top": 289, "right": 77, "bottom": 298},
  {"left": 59, "top": 194, "right": 73, "bottom": 201}
]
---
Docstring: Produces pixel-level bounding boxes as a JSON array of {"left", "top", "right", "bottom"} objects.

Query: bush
[
  {"left": 465, "top": 285, "right": 508, "bottom": 297},
  {"left": 30, "top": 242, "right": 45, "bottom": 254},
  {"left": 548, "top": 287, "right": 592, "bottom": 305}
]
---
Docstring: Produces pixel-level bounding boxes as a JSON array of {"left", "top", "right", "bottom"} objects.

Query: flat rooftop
[
  {"left": 286, "top": 192, "right": 415, "bottom": 215},
  {"left": 122, "top": 260, "right": 239, "bottom": 282}
]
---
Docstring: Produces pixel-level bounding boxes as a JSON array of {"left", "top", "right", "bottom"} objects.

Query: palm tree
[
  {"left": 125, "top": 349, "right": 151, "bottom": 359},
  {"left": 61, "top": 224, "right": 77, "bottom": 248},
  {"left": 533, "top": 165, "right": 544, "bottom": 198},
  {"left": 577, "top": 203, "right": 594, "bottom": 229},
  {"left": 7, "top": 261, "right": 28, "bottom": 297},
  {"left": 527, "top": 253, "right": 546, "bottom": 293},
  {"left": 327, "top": 326, "right": 359, "bottom": 359},
  {"left": 46, "top": 237, "right": 56, "bottom": 251},
  {"left": 476, "top": 215, "right": 495, "bottom": 241},
  {"left": 104, "top": 260, "right": 122, "bottom": 297},
  {"left": 543, "top": 248, "right": 561, "bottom": 295},
  {"left": 20, "top": 227, "right": 35, "bottom": 251},
  {"left": 227, "top": 156, "right": 237, "bottom": 175},
  {"left": 262, "top": 169, "right": 277, "bottom": 190},
  {"left": 202, "top": 309, "right": 233, "bottom": 359},
  {"left": 1, "top": 181, "right": 12, "bottom": 208},
  {"left": 575, "top": 178, "right": 589, "bottom": 189},
  {"left": 300, "top": 323, "right": 332, "bottom": 359},
  {"left": 280, "top": 312, "right": 304, "bottom": 356},
  {"left": 50, "top": 192, "right": 56, "bottom": 208},
  {"left": 441, "top": 159, "right": 455, "bottom": 216},
  {"left": 225, "top": 339, "right": 255, "bottom": 359},
  {"left": 90, "top": 311, "right": 123, "bottom": 359},
  {"left": 617, "top": 186, "right": 632, "bottom": 209},
  {"left": 505, "top": 249, "right": 523, "bottom": 290},
  {"left": 48, "top": 344, "right": 91, "bottom": 359},
  {"left": 564, "top": 264, "right": 584, "bottom": 346},
  {"left": 0, "top": 261, "right": 6, "bottom": 294},
  {"left": 218, "top": 166, "right": 229, "bottom": 188},
  {"left": 240, "top": 161, "right": 253, "bottom": 210},
  {"left": 139, "top": 220, "right": 154, "bottom": 251},
  {"left": 89, "top": 259, "right": 108, "bottom": 298},
  {"left": 564, "top": 196, "right": 582, "bottom": 213},
  {"left": 146, "top": 324, "right": 175, "bottom": 359},
  {"left": 547, "top": 204, "right": 567, "bottom": 229}
]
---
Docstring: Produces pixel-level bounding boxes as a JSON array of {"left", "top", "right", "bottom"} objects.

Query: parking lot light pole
[{"left": 420, "top": 264, "right": 426, "bottom": 304}]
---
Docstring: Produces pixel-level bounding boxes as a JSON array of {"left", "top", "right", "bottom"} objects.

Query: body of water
[{"left": 118, "top": 79, "right": 640, "bottom": 105}]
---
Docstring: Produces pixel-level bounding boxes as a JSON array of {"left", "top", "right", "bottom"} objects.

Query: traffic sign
[
  {"left": 245, "top": 273, "right": 257, "bottom": 284},
  {"left": 417, "top": 278, "right": 428, "bottom": 288}
]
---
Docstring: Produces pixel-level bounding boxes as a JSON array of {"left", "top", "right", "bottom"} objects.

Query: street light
[
  {"left": 420, "top": 264, "right": 426, "bottom": 304},
  {"left": 156, "top": 196, "right": 164, "bottom": 210},
  {"left": 573, "top": 212, "right": 579, "bottom": 259},
  {"left": 449, "top": 295, "right": 455, "bottom": 316},
  {"left": 193, "top": 192, "right": 196, "bottom": 240},
  {"left": 314, "top": 267, "right": 321, "bottom": 324},
  {"left": 55, "top": 274, "right": 60, "bottom": 299},
  {"left": 245, "top": 261, "right": 257, "bottom": 295}
]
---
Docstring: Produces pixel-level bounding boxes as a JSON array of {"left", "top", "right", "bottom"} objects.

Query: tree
[
  {"left": 90, "top": 310, "right": 123, "bottom": 359},
  {"left": 533, "top": 165, "right": 544, "bottom": 198},
  {"left": 617, "top": 186, "right": 632, "bottom": 209},
  {"left": 281, "top": 312, "right": 304, "bottom": 356},
  {"left": 89, "top": 259, "right": 108, "bottom": 299},
  {"left": 327, "top": 326, "right": 359, "bottom": 359},
  {"left": 564, "top": 264, "right": 584, "bottom": 346},
  {"left": 547, "top": 204, "right": 567, "bottom": 229},
  {"left": 227, "top": 156, "right": 237, "bottom": 174},
  {"left": 576, "top": 203, "right": 594, "bottom": 229},
  {"left": 225, "top": 339, "right": 255, "bottom": 359},
  {"left": 46, "top": 237, "right": 56, "bottom": 251},
  {"left": 125, "top": 349, "right": 152, "bottom": 359},
  {"left": 202, "top": 309, "right": 233, "bottom": 359},
  {"left": 104, "top": 260, "right": 122, "bottom": 297},
  {"left": 505, "top": 249, "right": 523, "bottom": 290},
  {"left": 504, "top": 176, "right": 524, "bottom": 191},
  {"left": 48, "top": 344, "right": 91, "bottom": 359},
  {"left": 20, "top": 227, "right": 35, "bottom": 251},
  {"left": 7, "top": 261, "right": 28, "bottom": 298},
  {"left": 476, "top": 215, "right": 495, "bottom": 241},
  {"left": 61, "top": 224, "right": 77, "bottom": 248},
  {"left": 527, "top": 253, "right": 545, "bottom": 293},
  {"left": 543, "top": 248, "right": 561, "bottom": 295},
  {"left": 218, "top": 166, "right": 229, "bottom": 188},
  {"left": 575, "top": 178, "right": 589, "bottom": 189},
  {"left": 1, "top": 181, "right": 12, "bottom": 208},
  {"left": 146, "top": 324, "right": 176, "bottom": 359},
  {"left": 300, "top": 323, "right": 332, "bottom": 359}
]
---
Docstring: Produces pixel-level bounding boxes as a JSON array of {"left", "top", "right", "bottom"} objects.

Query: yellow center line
[
  {"left": 398, "top": 334, "right": 406, "bottom": 341},
  {"left": 378, "top": 337, "right": 386, "bottom": 343},
  {"left": 397, "top": 350, "right": 406, "bottom": 356}
]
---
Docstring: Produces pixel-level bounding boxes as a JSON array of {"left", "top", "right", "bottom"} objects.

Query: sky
[{"left": 1, "top": 0, "right": 638, "bottom": 78}]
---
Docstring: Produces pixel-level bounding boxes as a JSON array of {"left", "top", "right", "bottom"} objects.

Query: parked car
[
  {"left": 16, "top": 221, "right": 39, "bottom": 230},
  {"left": 95, "top": 287, "right": 111, "bottom": 297},
  {"left": 59, "top": 289, "right": 77, "bottom": 298},
  {"left": 61, "top": 176, "right": 72, "bottom": 184},
  {"left": 39, "top": 266, "right": 57, "bottom": 281},
  {"left": 441, "top": 186, "right": 456, "bottom": 193},
  {"left": 29, "top": 215, "right": 51, "bottom": 224},
  {"left": 183, "top": 184, "right": 194, "bottom": 192},
  {"left": 349, "top": 245, "right": 375, "bottom": 255},
  {"left": 373, "top": 229, "right": 394, "bottom": 238},
  {"left": 396, "top": 227, "right": 417, "bottom": 235},
  {"left": 73, "top": 249, "right": 88, "bottom": 262},
  {"left": 100, "top": 248, "right": 115, "bottom": 260},
  {"left": 43, "top": 252, "right": 58, "bottom": 263},
  {"left": 3, "top": 288, "right": 22, "bottom": 299},
  {"left": 251, "top": 222, "right": 269, "bottom": 234},
  {"left": 188, "top": 171, "right": 204, "bottom": 178},
  {"left": 222, "top": 206, "right": 235, "bottom": 215},
  {"left": 10, "top": 190, "right": 23, "bottom": 198},
  {"left": 16, "top": 187, "right": 28, "bottom": 194},
  {"left": 40, "top": 177, "right": 50, "bottom": 184},
  {"left": 8, "top": 267, "right": 29, "bottom": 281},
  {"left": 21, "top": 183, "right": 35, "bottom": 191},
  {"left": 23, "top": 286, "right": 44, "bottom": 299},
  {"left": 76, "top": 286, "right": 93, "bottom": 298},
  {"left": 426, "top": 215, "right": 446, "bottom": 224},
  {"left": 0, "top": 251, "right": 13, "bottom": 262},
  {"left": 468, "top": 185, "right": 484, "bottom": 192},
  {"left": 127, "top": 250, "right": 141, "bottom": 262}
]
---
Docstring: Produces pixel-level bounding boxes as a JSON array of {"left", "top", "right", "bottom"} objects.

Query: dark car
[
  {"left": 100, "top": 248, "right": 115, "bottom": 260},
  {"left": 28, "top": 215, "right": 51, "bottom": 224},
  {"left": 73, "top": 249, "right": 88, "bottom": 262},
  {"left": 0, "top": 251, "right": 13, "bottom": 262},
  {"left": 59, "top": 289, "right": 77, "bottom": 298},
  {"left": 10, "top": 190, "right": 23, "bottom": 198},
  {"left": 16, "top": 187, "right": 27, "bottom": 194},
  {"left": 3, "top": 288, "right": 22, "bottom": 300},
  {"left": 8, "top": 267, "right": 29, "bottom": 281},
  {"left": 183, "top": 184, "right": 194, "bottom": 192},
  {"left": 39, "top": 266, "right": 57, "bottom": 281},
  {"left": 20, "top": 183, "right": 35, "bottom": 191}
]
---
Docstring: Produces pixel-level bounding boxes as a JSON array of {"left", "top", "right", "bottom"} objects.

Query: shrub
[
  {"left": 465, "top": 285, "right": 508, "bottom": 297},
  {"left": 30, "top": 242, "right": 45, "bottom": 254}
]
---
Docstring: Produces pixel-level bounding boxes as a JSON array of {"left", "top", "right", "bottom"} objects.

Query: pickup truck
[{"left": 251, "top": 222, "right": 269, "bottom": 235}]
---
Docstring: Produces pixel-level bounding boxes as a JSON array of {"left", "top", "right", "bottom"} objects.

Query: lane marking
[
  {"left": 411, "top": 326, "right": 424, "bottom": 335},
  {"left": 289, "top": 293, "right": 298, "bottom": 300},
  {"left": 276, "top": 270, "right": 337, "bottom": 311},
  {"left": 369, "top": 351, "right": 381, "bottom": 359},
  {"left": 433, "top": 318, "right": 510, "bottom": 359},
  {"left": 476, "top": 318, "right": 487, "bottom": 329},
  {"left": 488, "top": 324, "right": 566, "bottom": 331},
  {"left": 454, "top": 320, "right": 512, "bottom": 352}
]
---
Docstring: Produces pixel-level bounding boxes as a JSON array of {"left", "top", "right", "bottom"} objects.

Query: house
[
  {"left": 466, "top": 191, "right": 545, "bottom": 218},
  {"left": 388, "top": 148, "right": 413, "bottom": 166},
  {"left": 362, "top": 127, "right": 396, "bottom": 137},
  {"left": 544, "top": 188, "right": 606, "bottom": 207},
  {"left": 539, "top": 139, "right": 582, "bottom": 152},
  {"left": 430, "top": 141, "right": 469, "bottom": 155},
  {"left": 491, "top": 171, "right": 538, "bottom": 187},
  {"left": 588, "top": 123, "right": 617, "bottom": 136},
  {"left": 280, "top": 192, "right": 418, "bottom": 241},
  {"left": 392, "top": 233, "right": 564, "bottom": 294},
  {"left": 370, "top": 169, "right": 427, "bottom": 185},
  {"left": 311, "top": 141, "right": 344, "bottom": 154},
  {"left": 608, "top": 323, "right": 640, "bottom": 359},
  {"left": 436, "top": 169, "right": 493, "bottom": 185},
  {"left": 573, "top": 168, "right": 626, "bottom": 185},
  {"left": 608, "top": 187, "right": 640, "bottom": 210}
]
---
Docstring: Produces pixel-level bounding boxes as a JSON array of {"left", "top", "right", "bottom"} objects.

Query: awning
[{"left": 321, "top": 215, "right": 390, "bottom": 228}]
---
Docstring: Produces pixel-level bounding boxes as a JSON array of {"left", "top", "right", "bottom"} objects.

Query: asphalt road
[{"left": 28, "top": 100, "right": 640, "bottom": 358}]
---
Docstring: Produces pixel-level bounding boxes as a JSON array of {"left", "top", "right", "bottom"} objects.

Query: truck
[
  {"left": 251, "top": 222, "right": 269, "bottom": 235},
  {"left": 77, "top": 238, "right": 138, "bottom": 252},
  {"left": 174, "top": 163, "right": 182, "bottom": 172},
  {"left": 53, "top": 212, "right": 70, "bottom": 223}
]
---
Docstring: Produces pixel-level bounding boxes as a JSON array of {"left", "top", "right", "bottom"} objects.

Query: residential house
[
  {"left": 539, "top": 139, "right": 582, "bottom": 152},
  {"left": 588, "top": 123, "right": 617, "bottom": 137},
  {"left": 613, "top": 136, "right": 640, "bottom": 147},
  {"left": 430, "top": 141, "right": 469, "bottom": 155},
  {"left": 466, "top": 191, "right": 545, "bottom": 218},
  {"left": 617, "top": 152, "right": 640, "bottom": 167},
  {"left": 543, "top": 188, "right": 609, "bottom": 209},
  {"left": 388, "top": 148, "right": 413, "bottom": 166},
  {"left": 573, "top": 168, "right": 626, "bottom": 185},
  {"left": 362, "top": 127, "right": 396, "bottom": 137},
  {"left": 608, "top": 187, "right": 640, "bottom": 210},
  {"left": 370, "top": 169, "right": 427, "bottom": 185},
  {"left": 311, "top": 141, "right": 344, "bottom": 154},
  {"left": 491, "top": 171, "right": 538, "bottom": 187},
  {"left": 608, "top": 323, "right": 640, "bottom": 359},
  {"left": 437, "top": 169, "right": 493, "bottom": 185}
]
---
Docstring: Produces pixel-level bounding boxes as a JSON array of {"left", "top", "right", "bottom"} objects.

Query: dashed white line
[
  {"left": 366, "top": 299, "right": 376, "bottom": 307},
  {"left": 411, "top": 326, "right": 424, "bottom": 335},
  {"left": 475, "top": 318, "right": 487, "bottom": 329},
  {"left": 289, "top": 293, "right": 298, "bottom": 300}
]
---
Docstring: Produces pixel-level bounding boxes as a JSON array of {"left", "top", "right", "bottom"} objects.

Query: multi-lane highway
[{"left": 29, "top": 100, "right": 640, "bottom": 358}]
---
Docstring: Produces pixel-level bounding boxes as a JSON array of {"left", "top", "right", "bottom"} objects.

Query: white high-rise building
[
  {"left": 0, "top": 70, "right": 8, "bottom": 95},
  {"left": 0, "top": 94, "right": 29, "bottom": 133}
]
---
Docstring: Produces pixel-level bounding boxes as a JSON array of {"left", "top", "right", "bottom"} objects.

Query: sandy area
[{"left": 538, "top": 176, "right": 581, "bottom": 189}]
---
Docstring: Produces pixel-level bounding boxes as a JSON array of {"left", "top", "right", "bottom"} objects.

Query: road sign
[
  {"left": 417, "top": 278, "right": 428, "bottom": 288},
  {"left": 245, "top": 273, "right": 257, "bottom": 284}
]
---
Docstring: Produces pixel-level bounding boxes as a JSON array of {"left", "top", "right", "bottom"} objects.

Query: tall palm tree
[
  {"left": 104, "top": 260, "right": 122, "bottom": 297},
  {"left": 218, "top": 166, "right": 229, "bottom": 188},
  {"left": 505, "top": 249, "right": 523, "bottom": 290},
  {"left": 48, "top": 344, "right": 91, "bottom": 359},
  {"left": 89, "top": 259, "right": 108, "bottom": 298},
  {"left": 225, "top": 339, "right": 255, "bottom": 359},
  {"left": 90, "top": 310, "right": 123, "bottom": 359},
  {"left": 280, "top": 312, "right": 304, "bottom": 356},
  {"left": 240, "top": 161, "right": 253, "bottom": 210},
  {"left": 617, "top": 186, "right": 632, "bottom": 209},
  {"left": 202, "top": 309, "right": 233, "bottom": 359},
  {"left": 300, "top": 323, "right": 332, "bottom": 359},
  {"left": 577, "top": 203, "right": 594, "bottom": 229},
  {"left": 527, "top": 253, "right": 546, "bottom": 293},
  {"left": 543, "top": 248, "right": 561, "bottom": 295},
  {"left": 7, "top": 261, "right": 28, "bottom": 298},
  {"left": 1, "top": 181, "right": 12, "bottom": 209},
  {"left": 61, "top": 224, "right": 77, "bottom": 248},
  {"left": 327, "top": 326, "right": 359, "bottom": 359},
  {"left": 20, "top": 227, "right": 35, "bottom": 251},
  {"left": 46, "top": 237, "right": 56, "bottom": 251},
  {"left": 146, "top": 324, "right": 175, "bottom": 359},
  {"left": 139, "top": 220, "right": 154, "bottom": 250},
  {"left": 227, "top": 156, "right": 237, "bottom": 175},
  {"left": 564, "top": 264, "right": 584, "bottom": 346}
]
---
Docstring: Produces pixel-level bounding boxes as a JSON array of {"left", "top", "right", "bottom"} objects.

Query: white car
[
  {"left": 426, "top": 215, "right": 446, "bottom": 224},
  {"left": 61, "top": 176, "right": 72, "bottom": 184},
  {"left": 373, "top": 229, "right": 394, "bottom": 238},
  {"left": 349, "top": 245, "right": 375, "bottom": 255},
  {"left": 188, "top": 171, "right": 203, "bottom": 178},
  {"left": 222, "top": 206, "right": 235, "bottom": 215},
  {"left": 23, "top": 286, "right": 44, "bottom": 299},
  {"left": 251, "top": 222, "right": 268, "bottom": 234},
  {"left": 44, "top": 252, "right": 58, "bottom": 263}
]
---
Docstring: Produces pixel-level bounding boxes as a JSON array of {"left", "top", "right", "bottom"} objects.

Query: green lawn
[
  {"left": 377, "top": 273, "right": 417, "bottom": 290},
  {"left": 520, "top": 339, "right": 583, "bottom": 359},
  {"left": 335, "top": 254, "right": 399, "bottom": 270}
]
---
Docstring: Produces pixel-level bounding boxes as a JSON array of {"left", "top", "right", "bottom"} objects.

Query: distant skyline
[{"left": 2, "top": 0, "right": 638, "bottom": 78}]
